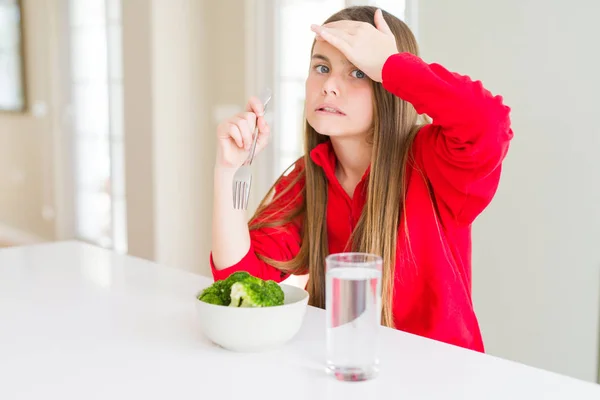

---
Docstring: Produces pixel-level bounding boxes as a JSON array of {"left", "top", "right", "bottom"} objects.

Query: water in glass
[{"left": 325, "top": 253, "right": 382, "bottom": 381}]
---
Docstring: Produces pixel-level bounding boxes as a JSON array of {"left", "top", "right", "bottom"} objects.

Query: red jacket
[{"left": 210, "top": 52, "right": 513, "bottom": 352}]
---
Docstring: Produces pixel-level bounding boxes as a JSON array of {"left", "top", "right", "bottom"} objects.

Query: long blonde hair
[{"left": 249, "top": 6, "right": 421, "bottom": 328}]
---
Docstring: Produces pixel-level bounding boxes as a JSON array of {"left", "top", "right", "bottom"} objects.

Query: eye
[
  {"left": 315, "top": 65, "right": 330, "bottom": 74},
  {"left": 351, "top": 69, "right": 366, "bottom": 79}
]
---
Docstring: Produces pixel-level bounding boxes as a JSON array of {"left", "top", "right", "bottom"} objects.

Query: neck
[{"left": 330, "top": 135, "right": 372, "bottom": 194}]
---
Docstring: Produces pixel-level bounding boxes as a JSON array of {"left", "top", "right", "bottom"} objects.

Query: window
[
  {"left": 273, "top": 0, "right": 346, "bottom": 175},
  {"left": 363, "top": 0, "right": 406, "bottom": 20},
  {"left": 0, "top": 0, "right": 25, "bottom": 111},
  {"left": 68, "top": 0, "right": 127, "bottom": 253}
]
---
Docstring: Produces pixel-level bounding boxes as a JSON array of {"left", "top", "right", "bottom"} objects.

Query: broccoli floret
[
  {"left": 229, "top": 280, "right": 284, "bottom": 307},
  {"left": 224, "top": 271, "right": 255, "bottom": 287},
  {"left": 221, "top": 271, "right": 256, "bottom": 303},
  {"left": 198, "top": 291, "right": 225, "bottom": 305},
  {"left": 198, "top": 271, "right": 284, "bottom": 307},
  {"left": 264, "top": 280, "right": 284, "bottom": 305},
  {"left": 197, "top": 280, "right": 228, "bottom": 304}
]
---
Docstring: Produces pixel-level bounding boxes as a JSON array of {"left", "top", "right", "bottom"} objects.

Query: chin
[
  {"left": 307, "top": 116, "right": 354, "bottom": 137},
  {"left": 309, "top": 124, "right": 344, "bottom": 137},
  {"left": 308, "top": 121, "right": 364, "bottom": 138}
]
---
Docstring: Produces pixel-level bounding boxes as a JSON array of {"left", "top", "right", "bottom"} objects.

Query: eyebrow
[
  {"left": 311, "top": 53, "right": 352, "bottom": 67},
  {"left": 311, "top": 54, "right": 330, "bottom": 63}
]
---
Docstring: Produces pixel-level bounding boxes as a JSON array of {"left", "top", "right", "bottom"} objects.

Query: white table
[{"left": 1, "top": 241, "right": 598, "bottom": 399}]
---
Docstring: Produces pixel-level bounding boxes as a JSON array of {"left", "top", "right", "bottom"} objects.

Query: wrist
[
  {"left": 214, "top": 165, "right": 238, "bottom": 178},
  {"left": 378, "top": 51, "right": 397, "bottom": 80}
]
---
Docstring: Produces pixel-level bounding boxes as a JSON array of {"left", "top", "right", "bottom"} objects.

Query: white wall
[
  {"left": 151, "top": 0, "right": 210, "bottom": 274},
  {"left": 122, "top": 0, "right": 211, "bottom": 273},
  {"left": 122, "top": 0, "right": 245, "bottom": 275},
  {"left": 418, "top": 0, "right": 600, "bottom": 382},
  {"left": 122, "top": 0, "right": 156, "bottom": 261}
]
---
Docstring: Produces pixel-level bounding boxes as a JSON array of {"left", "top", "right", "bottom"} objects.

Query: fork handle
[
  {"left": 242, "top": 88, "right": 271, "bottom": 167},
  {"left": 244, "top": 124, "right": 260, "bottom": 166}
]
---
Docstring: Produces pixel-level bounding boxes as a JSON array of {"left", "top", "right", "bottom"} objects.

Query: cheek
[
  {"left": 305, "top": 76, "right": 321, "bottom": 98},
  {"left": 305, "top": 76, "right": 323, "bottom": 116},
  {"left": 349, "top": 86, "right": 374, "bottom": 126}
]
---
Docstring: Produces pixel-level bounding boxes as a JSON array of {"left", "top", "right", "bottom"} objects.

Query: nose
[{"left": 322, "top": 76, "right": 339, "bottom": 96}]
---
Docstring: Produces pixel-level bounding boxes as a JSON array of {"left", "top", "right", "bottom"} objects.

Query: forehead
[{"left": 312, "top": 41, "right": 351, "bottom": 66}]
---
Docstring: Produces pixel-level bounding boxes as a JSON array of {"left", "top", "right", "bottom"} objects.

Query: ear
[{"left": 374, "top": 9, "right": 392, "bottom": 35}]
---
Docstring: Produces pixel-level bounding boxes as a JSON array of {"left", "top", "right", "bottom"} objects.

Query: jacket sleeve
[
  {"left": 210, "top": 162, "right": 305, "bottom": 282},
  {"left": 382, "top": 52, "right": 514, "bottom": 226}
]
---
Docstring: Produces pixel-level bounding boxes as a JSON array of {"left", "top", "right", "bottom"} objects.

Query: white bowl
[{"left": 195, "top": 283, "right": 309, "bottom": 352}]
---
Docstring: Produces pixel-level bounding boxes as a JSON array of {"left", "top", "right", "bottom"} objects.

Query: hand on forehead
[
  {"left": 312, "top": 41, "right": 356, "bottom": 68},
  {"left": 310, "top": 9, "right": 397, "bottom": 83},
  {"left": 321, "top": 20, "right": 371, "bottom": 33}
]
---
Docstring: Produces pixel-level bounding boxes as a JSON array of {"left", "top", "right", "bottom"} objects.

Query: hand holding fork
[{"left": 215, "top": 89, "right": 272, "bottom": 209}]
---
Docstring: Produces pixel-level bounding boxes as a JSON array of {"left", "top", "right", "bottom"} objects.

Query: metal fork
[{"left": 232, "top": 89, "right": 272, "bottom": 209}]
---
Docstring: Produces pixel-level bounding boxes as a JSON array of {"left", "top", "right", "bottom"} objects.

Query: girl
[{"left": 210, "top": 6, "right": 513, "bottom": 352}]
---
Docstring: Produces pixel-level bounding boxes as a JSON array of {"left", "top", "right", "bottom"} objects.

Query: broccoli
[
  {"left": 197, "top": 271, "right": 284, "bottom": 307},
  {"left": 198, "top": 291, "right": 225, "bottom": 305},
  {"left": 197, "top": 279, "right": 228, "bottom": 305},
  {"left": 229, "top": 280, "right": 284, "bottom": 307},
  {"left": 264, "top": 280, "right": 284, "bottom": 305}
]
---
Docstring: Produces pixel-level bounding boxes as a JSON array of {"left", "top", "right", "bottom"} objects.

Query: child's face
[{"left": 304, "top": 41, "right": 374, "bottom": 138}]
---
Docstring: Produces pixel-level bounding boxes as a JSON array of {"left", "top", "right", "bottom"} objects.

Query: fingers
[
  {"left": 232, "top": 115, "right": 254, "bottom": 150},
  {"left": 310, "top": 24, "right": 352, "bottom": 54},
  {"left": 256, "top": 114, "right": 269, "bottom": 134},
  {"left": 230, "top": 111, "right": 270, "bottom": 151},
  {"left": 219, "top": 96, "right": 270, "bottom": 155},
  {"left": 220, "top": 111, "right": 255, "bottom": 150},
  {"left": 239, "top": 96, "right": 267, "bottom": 150},
  {"left": 374, "top": 9, "right": 392, "bottom": 34},
  {"left": 255, "top": 116, "right": 271, "bottom": 151},
  {"left": 315, "top": 33, "right": 326, "bottom": 42},
  {"left": 226, "top": 122, "right": 244, "bottom": 149},
  {"left": 320, "top": 20, "right": 363, "bottom": 33},
  {"left": 245, "top": 96, "right": 265, "bottom": 116}
]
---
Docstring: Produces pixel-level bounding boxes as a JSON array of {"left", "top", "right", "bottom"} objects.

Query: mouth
[{"left": 315, "top": 104, "right": 346, "bottom": 116}]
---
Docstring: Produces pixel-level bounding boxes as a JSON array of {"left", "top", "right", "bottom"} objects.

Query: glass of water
[{"left": 325, "top": 252, "right": 383, "bottom": 381}]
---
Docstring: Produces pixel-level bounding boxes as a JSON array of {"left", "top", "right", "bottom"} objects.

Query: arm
[
  {"left": 211, "top": 95, "right": 302, "bottom": 282},
  {"left": 210, "top": 163, "right": 305, "bottom": 282},
  {"left": 210, "top": 166, "right": 253, "bottom": 271},
  {"left": 382, "top": 53, "right": 513, "bottom": 226},
  {"left": 311, "top": 12, "right": 513, "bottom": 226}
]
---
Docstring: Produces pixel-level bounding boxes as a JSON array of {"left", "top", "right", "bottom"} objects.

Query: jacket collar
[{"left": 309, "top": 140, "right": 371, "bottom": 190}]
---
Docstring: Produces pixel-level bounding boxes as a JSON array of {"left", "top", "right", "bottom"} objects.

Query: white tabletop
[{"left": 1, "top": 241, "right": 598, "bottom": 399}]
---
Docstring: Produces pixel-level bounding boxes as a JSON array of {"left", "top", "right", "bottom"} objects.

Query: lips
[{"left": 315, "top": 104, "right": 346, "bottom": 115}]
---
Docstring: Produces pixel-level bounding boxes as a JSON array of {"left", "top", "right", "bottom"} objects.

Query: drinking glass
[{"left": 325, "top": 252, "right": 383, "bottom": 381}]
